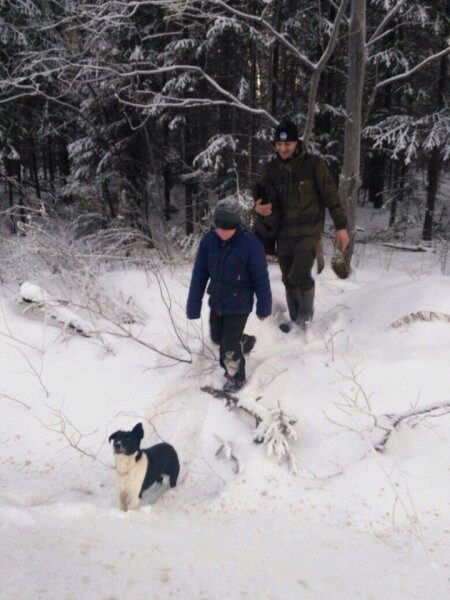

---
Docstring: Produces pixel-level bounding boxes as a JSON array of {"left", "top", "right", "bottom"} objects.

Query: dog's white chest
[{"left": 114, "top": 453, "right": 148, "bottom": 510}]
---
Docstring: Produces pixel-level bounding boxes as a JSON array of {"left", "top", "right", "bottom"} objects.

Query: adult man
[
  {"left": 254, "top": 119, "right": 350, "bottom": 332},
  {"left": 187, "top": 199, "right": 271, "bottom": 392}
]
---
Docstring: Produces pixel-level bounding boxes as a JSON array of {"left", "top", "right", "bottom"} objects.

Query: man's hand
[
  {"left": 335, "top": 229, "right": 350, "bottom": 252},
  {"left": 254, "top": 199, "right": 272, "bottom": 217}
]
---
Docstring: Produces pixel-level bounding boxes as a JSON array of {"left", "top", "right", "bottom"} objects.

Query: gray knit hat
[{"left": 213, "top": 199, "right": 241, "bottom": 229}]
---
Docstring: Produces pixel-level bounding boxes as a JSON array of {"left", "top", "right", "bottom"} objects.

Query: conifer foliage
[{"left": 0, "top": 1, "right": 448, "bottom": 242}]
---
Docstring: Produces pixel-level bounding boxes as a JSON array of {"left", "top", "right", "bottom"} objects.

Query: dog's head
[{"left": 109, "top": 423, "right": 144, "bottom": 455}]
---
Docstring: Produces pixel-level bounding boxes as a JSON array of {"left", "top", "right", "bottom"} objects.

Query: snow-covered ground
[{"left": 1, "top": 217, "right": 449, "bottom": 599}]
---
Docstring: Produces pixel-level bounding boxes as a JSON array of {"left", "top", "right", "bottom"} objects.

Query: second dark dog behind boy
[{"left": 186, "top": 199, "right": 272, "bottom": 392}]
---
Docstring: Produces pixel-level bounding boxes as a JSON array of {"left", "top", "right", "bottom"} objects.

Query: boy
[{"left": 187, "top": 199, "right": 272, "bottom": 392}]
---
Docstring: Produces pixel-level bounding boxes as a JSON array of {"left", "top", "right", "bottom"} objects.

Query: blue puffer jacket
[{"left": 187, "top": 227, "right": 272, "bottom": 319}]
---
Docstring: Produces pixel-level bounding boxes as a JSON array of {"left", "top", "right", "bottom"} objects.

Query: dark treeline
[{"left": 0, "top": 0, "right": 448, "bottom": 248}]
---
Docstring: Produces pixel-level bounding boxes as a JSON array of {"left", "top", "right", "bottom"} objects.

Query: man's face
[
  {"left": 275, "top": 141, "right": 298, "bottom": 160},
  {"left": 215, "top": 227, "right": 236, "bottom": 241}
]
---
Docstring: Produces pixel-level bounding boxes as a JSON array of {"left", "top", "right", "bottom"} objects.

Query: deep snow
[{"left": 1, "top": 219, "right": 449, "bottom": 599}]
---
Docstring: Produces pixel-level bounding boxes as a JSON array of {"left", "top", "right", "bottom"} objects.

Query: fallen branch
[
  {"left": 0, "top": 392, "right": 31, "bottom": 410},
  {"left": 201, "top": 386, "right": 298, "bottom": 472},
  {"left": 390, "top": 311, "right": 450, "bottom": 328},
  {"left": 20, "top": 281, "right": 92, "bottom": 337},
  {"left": 39, "top": 405, "right": 110, "bottom": 468},
  {"left": 15, "top": 347, "right": 49, "bottom": 398},
  {"left": 382, "top": 243, "right": 430, "bottom": 252},
  {"left": 201, "top": 385, "right": 264, "bottom": 432},
  {"left": 373, "top": 401, "right": 450, "bottom": 452}
]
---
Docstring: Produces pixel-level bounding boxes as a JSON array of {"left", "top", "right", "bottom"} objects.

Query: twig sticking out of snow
[
  {"left": 390, "top": 311, "right": 450, "bottom": 328},
  {"left": 214, "top": 435, "right": 245, "bottom": 475},
  {"left": 0, "top": 392, "right": 31, "bottom": 410},
  {"left": 263, "top": 403, "right": 299, "bottom": 475},
  {"left": 201, "top": 386, "right": 298, "bottom": 473},
  {"left": 19, "top": 281, "right": 93, "bottom": 337},
  {"left": 382, "top": 243, "right": 430, "bottom": 252},
  {"left": 373, "top": 401, "right": 450, "bottom": 452},
  {"left": 39, "top": 405, "right": 110, "bottom": 468}
]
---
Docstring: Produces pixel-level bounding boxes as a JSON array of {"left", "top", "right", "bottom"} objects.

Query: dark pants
[
  {"left": 277, "top": 236, "right": 319, "bottom": 292},
  {"left": 209, "top": 310, "right": 248, "bottom": 381}
]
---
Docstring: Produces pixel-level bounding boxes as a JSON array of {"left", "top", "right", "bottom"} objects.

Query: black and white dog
[{"left": 109, "top": 423, "right": 180, "bottom": 511}]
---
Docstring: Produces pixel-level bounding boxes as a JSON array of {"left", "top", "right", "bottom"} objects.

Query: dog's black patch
[{"left": 139, "top": 443, "right": 180, "bottom": 496}]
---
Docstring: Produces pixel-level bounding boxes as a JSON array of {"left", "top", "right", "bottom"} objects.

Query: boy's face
[
  {"left": 215, "top": 228, "right": 236, "bottom": 241},
  {"left": 275, "top": 140, "right": 298, "bottom": 160}
]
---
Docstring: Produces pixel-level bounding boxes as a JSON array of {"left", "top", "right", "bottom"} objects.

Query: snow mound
[{"left": 340, "top": 276, "right": 450, "bottom": 332}]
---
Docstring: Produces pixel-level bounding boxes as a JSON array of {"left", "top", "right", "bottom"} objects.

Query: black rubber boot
[
  {"left": 279, "top": 288, "right": 299, "bottom": 333},
  {"left": 295, "top": 286, "right": 315, "bottom": 330},
  {"left": 241, "top": 334, "right": 256, "bottom": 355}
]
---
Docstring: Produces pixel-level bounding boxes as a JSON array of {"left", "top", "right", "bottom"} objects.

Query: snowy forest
[
  {"left": 1, "top": 2, "right": 450, "bottom": 599},
  {"left": 1, "top": 0, "right": 449, "bottom": 248}
]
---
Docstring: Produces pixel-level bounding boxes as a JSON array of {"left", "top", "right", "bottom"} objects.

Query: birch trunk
[{"left": 338, "top": 0, "right": 366, "bottom": 270}]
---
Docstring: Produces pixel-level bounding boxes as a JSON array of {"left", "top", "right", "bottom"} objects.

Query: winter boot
[
  {"left": 223, "top": 375, "right": 245, "bottom": 393},
  {"left": 295, "top": 286, "right": 315, "bottom": 330},
  {"left": 241, "top": 334, "right": 256, "bottom": 355},
  {"left": 279, "top": 288, "right": 299, "bottom": 333}
]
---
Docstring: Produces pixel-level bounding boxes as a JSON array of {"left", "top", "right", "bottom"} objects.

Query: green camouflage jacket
[{"left": 257, "top": 147, "right": 347, "bottom": 239}]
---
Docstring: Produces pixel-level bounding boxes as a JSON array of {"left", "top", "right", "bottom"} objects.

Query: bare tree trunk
[
  {"left": 58, "top": 137, "right": 70, "bottom": 179},
  {"left": 29, "top": 136, "right": 41, "bottom": 200},
  {"left": 248, "top": 35, "right": 257, "bottom": 189},
  {"left": 5, "top": 157, "right": 16, "bottom": 234},
  {"left": 388, "top": 161, "right": 396, "bottom": 227},
  {"left": 47, "top": 135, "right": 55, "bottom": 197},
  {"left": 338, "top": 0, "right": 366, "bottom": 269},
  {"left": 16, "top": 158, "right": 26, "bottom": 226},
  {"left": 101, "top": 180, "right": 115, "bottom": 219},
  {"left": 423, "top": 2, "right": 448, "bottom": 241},
  {"left": 270, "top": 0, "right": 282, "bottom": 118},
  {"left": 185, "top": 182, "right": 194, "bottom": 236},
  {"left": 303, "top": 0, "right": 349, "bottom": 147}
]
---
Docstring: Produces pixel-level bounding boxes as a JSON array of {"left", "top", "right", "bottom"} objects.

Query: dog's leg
[
  {"left": 119, "top": 491, "right": 129, "bottom": 511},
  {"left": 128, "top": 495, "right": 140, "bottom": 510},
  {"left": 169, "top": 462, "right": 180, "bottom": 488}
]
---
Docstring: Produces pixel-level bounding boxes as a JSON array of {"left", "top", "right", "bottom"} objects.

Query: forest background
[{"left": 0, "top": 0, "right": 449, "bottom": 260}]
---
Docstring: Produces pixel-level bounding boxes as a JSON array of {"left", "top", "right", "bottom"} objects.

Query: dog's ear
[
  {"left": 132, "top": 422, "right": 144, "bottom": 441},
  {"left": 109, "top": 430, "right": 121, "bottom": 443}
]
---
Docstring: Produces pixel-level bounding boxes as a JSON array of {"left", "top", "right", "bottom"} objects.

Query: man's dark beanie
[
  {"left": 213, "top": 199, "right": 241, "bottom": 229},
  {"left": 274, "top": 119, "right": 299, "bottom": 142}
]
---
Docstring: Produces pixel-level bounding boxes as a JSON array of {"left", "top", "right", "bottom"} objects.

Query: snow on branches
[
  {"left": 201, "top": 386, "right": 299, "bottom": 473},
  {"left": 363, "top": 112, "right": 450, "bottom": 163},
  {"left": 193, "top": 135, "right": 238, "bottom": 173},
  {"left": 259, "top": 403, "right": 299, "bottom": 475},
  {"left": 389, "top": 311, "right": 450, "bottom": 329},
  {"left": 372, "top": 401, "right": 450, "bottom": 452},
  {"left": 19, "top": 282, "right": 92, "bottom": 338}
]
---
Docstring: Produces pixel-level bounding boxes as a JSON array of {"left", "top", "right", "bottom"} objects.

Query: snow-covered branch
[
  {"left": 376, "top": 46, "right": 450, "bottom": 91},
  {"left": 203, "top": 0, "right": 316, "bottom": 71},
  {"left": 373, "top": 401, "right": 450, "bottom": 452},
  {"left": 201, "top": 386, "right": 298, "bottom": 472},
  {"left": 20, "top": 281, "right": 93, "bottom": 338},
  {"left": 303, "top": 0, "right": 349, "bottom": 145},
  {"left": 367, "top": 0, "right": 408, "bottom": 46}
]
